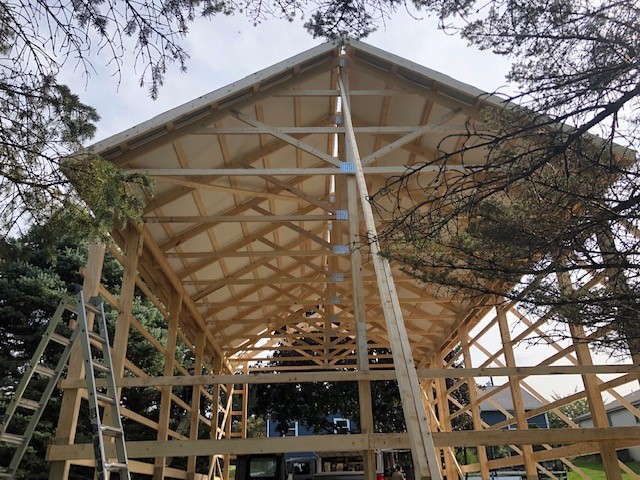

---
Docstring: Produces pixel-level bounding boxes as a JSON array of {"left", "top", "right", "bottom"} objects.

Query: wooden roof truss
[{"left": 43, "top": 40, "right": 638, "bottom": 480}]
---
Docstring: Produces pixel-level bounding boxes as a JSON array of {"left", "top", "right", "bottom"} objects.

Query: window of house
[
  {"left": 285, "top": 421, "right": 299, "bottom": 436},
  {"left": 333, "top": 418, "right": 350, "bottom": 434}
]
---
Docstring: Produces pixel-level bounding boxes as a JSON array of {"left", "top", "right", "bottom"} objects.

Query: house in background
[
  {"left": 479, "top": 384, "right": 550, "bottom": 429},
  {"left": 266, "top": 415, "right": 365, "bottom": 473},
  {"left": 266, "top": 414, "right": 354, "bottom": 438},
  {"left": 574, "top": 390, "right": 640, "bottom": 461}
]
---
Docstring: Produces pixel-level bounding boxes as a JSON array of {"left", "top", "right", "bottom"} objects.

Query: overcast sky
[
  {"left": 58, "top": 11, "right": 632, "bottom": 401},
  {"left": 60, "top": 10, "right": 513, "bottom": 143}
]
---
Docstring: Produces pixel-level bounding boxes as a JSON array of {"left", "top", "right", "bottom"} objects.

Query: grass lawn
[{"left": 567, "top": 459, "right": 640, "bottom": 479}]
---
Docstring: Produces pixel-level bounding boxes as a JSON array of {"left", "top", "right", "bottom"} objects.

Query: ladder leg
[
  {"left": 0, "top": 298, "right": 77, "bottom": 477},
  {"left": 2, "top": 286, "right": 132, "bottom": 479},
  {"left": 0, "top": 299, "right": 69, "bottom": 437},
  {"left": 8, "top": 327, "right": 81, "bottom": 473},
  {"left": 74, "top": 291, "right": 130, "bottom": 480}
]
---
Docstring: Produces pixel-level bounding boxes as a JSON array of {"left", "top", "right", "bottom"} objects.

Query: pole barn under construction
[{"left": 8, "top": 39, "right": 639, "bottom": 479}]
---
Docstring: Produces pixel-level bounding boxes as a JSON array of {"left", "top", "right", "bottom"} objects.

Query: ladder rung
[
  {"left": 96, "top": 393, "right": 116, "bottom": 405},
  {"left": 50, "top": 333, "right": 71, "bottom": 346},
  {"left": 92, "top": 362, "right": 110, "bottom": 374},
  {"left": 105, "top": 462, "right": 128, "bottom": 471},
  {"left": 84, "top": 302, "right": 102, "bottom": 315},
  {"left": 100, "top": 425, "right": 123, "bottom": 436},
  {"left": 0, "top": 471, "right": 15, "bottom": 478},
  {"left": 17, "top": 399, "right": 41, "bottom": 411},
  {"left": 88, "top": 330, "right": 106, "bottom": 343},
  {"left": 1, "top": 433, "right": 25, "bottom": 445},
  {"left": 34, "top": 364, "right": 56, "bottom": 378}
]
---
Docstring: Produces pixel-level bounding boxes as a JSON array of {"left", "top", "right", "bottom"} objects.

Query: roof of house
[
  {"left": 478, "top": 385, "right": 544, "bottom": 412},
  {"left": 574, "top": 390, "right": 640, "bottom": 423}
]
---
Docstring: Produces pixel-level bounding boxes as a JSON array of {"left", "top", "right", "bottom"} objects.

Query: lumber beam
[
  {"left": 136, "top": 165, "right": 467, "bottom": 176},
  {"left": 46, "top": 428, "right": 640, "bottom": 462},
  {"left": 338, "top": 66, "right": 441, "bottom": 480}
]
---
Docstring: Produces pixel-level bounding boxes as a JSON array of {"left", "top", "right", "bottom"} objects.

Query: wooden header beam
[{"left": 46, "top": 427, "right": 640, "bottom": 462}]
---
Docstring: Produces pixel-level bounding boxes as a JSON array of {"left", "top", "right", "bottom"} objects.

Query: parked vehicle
[
  {"left": 236, "top": 451, "right": 408, "bottom": 480},
  {"left": 235, "top": 454, "right": 288, "bottom": 480}
]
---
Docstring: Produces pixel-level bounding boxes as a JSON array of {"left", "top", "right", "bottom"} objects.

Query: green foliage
[
  {"left": 547, "top": 397, "right": 589, "bottom": 429},
  {"left": 250, "top": 342, "right": 407, "bottom": 434},
  {"left": 377, "top": 103, "right": 640, "bottom": 354},
  {"left": 251, "top": 343, "right": 471, "bottom": 435},
  {"left": 0, "top": 219, "right": 169, "bottom": 478},
  {"left": 370, "top": 0, "right": 640, "bottom": 356},
  {"left": 246, "top": 414, "right": 267, "bottom": 438}
]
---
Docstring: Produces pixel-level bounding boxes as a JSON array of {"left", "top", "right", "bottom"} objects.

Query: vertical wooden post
[
  {"left": 103, "top": 225, "right": 141, "bottom": 434},
  {"left": 496, "top": 306, "right": 537, "bottom": 480},
  {"left": 342, "top": 82, "right": 377, "bottom": 480},
  {"left": 433, "top": 353, "right": 455, "bottom": 480},
  {"left": 338, "top": 65, "right": 441, "bottom": 480},
  {"left": 111, "top": 224, "right": 142, "bottom": 383},
  {"left": 557, "top": 271, "right": 622, "bottom": 480},
  {"left": 49, "top": 243, "right": 106, "bottom": 480},
  {"left": 187, "top": 334, "right": 206, "bottom": 480},
  {"left": 569, "top": 322, "right": 623, "bottom": 479},
  {"left": 154, "top": 289, "right": 182, "bottom": 480},
  {"left": 208, "top": 356, "right": 224, "bottom": 480},
  {"left": 222, "top": 382, "right": 234, "bottom": 480},
  {"left": 459, "top": 323, "right": 490, "bottom": 479}
]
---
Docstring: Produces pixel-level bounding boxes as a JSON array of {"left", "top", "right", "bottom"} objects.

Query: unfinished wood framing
[{"left": 35, "top": 38, "right": 638, "bottom": 480}]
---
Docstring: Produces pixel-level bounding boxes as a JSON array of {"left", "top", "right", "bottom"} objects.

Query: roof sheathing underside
[{"left": 98, "top": 40, "right": 502, "bottom": 372}]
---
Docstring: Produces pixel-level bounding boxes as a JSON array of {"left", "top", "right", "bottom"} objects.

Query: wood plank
[
  {"left": 496, "top": 306, "right": 537, "bottom": 479},
  {"left": 60, "top": 370, "right": 398, "bottom": 389},
  {"left": 273, "top": 89, "right": 416, "bottom": 97},
  {"left": 459, "top": 323, "right": 490, "bottom": 478},
  {"left": 166, "top": 250, "right": 337, "bottom": 258},
  {"left": 46, "top": 428, "right": 640, "bottom": 462},
  {"left": 154, "top": 176, "right": 303, "bottom": 202},
  {"left": 154, "top": 290, "right": 183, "bottom": 478},
  {"left": 136, "top": 165, "right": 467, "bottom": 176},
  {"left": 339, "top": 71, "right": 442, "bottom": 480},
  {"left": 144, "top": 215, "right": 337, "bottom": 223},
  {"left": 47, "top": 433, "right": 411, "bottom": 461},
  {"left": 360, "top": 109, "right": 462, "bottom": 166},
  {"left": 231, "top": 109, "right": 341, "bottom": 167},
  {"left": 192, "top": 125, "right": 481, "bottom": 134}
]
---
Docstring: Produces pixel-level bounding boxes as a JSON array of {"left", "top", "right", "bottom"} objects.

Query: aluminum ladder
[{"left": 0, "top": 285, "right": 131, "bottom": 479}]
